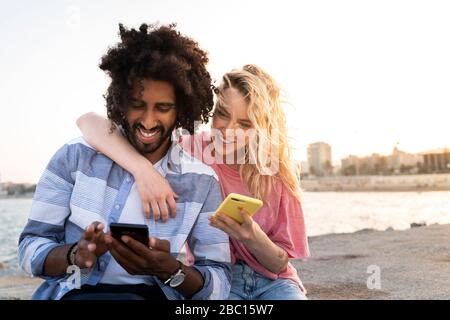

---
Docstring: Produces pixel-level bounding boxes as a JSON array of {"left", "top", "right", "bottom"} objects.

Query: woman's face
[{"left": 211, "top": 87, "right": 253, "bottom": 159}]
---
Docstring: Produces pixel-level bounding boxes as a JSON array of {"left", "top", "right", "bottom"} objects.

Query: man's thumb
[{"left": 149, "top": 237, "right": 170, "bottom": 252}]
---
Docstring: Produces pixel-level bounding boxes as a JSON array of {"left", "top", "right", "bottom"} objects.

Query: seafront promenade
[{"left": 301, "top": 173, "right": 450, "bottom": 192}]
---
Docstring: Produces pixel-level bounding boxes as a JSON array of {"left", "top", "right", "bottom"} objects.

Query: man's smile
[{"left": 136, "top": 124, "right": 161, "bottom": 144}]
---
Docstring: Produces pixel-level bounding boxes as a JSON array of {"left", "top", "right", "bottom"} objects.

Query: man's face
[{"left": 125, "top": 79, "right": 177, "bottom": 162}]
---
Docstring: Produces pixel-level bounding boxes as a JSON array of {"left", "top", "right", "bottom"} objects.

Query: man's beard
[{"left": 126, "top": 122, "right": 176, "bottom": 155}]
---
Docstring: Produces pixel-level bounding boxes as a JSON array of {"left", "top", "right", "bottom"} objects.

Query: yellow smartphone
[{"left": 215, "top": 193, "right": 263, "bottom": 224}]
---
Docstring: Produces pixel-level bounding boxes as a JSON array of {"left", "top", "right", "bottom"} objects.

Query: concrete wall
[{"left": 301, "top": 173, "right": 450, "bottom": 191}]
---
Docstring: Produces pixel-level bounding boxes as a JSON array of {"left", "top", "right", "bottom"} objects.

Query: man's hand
[
  {"left": 106, "top": 235, "right": 206, "bottom": 297},
  {"left": 75, "top": 222, "right": 111, "bottom": 268},
  {"left": 105, "top": 234, "right": 178, "bottom": 280}
]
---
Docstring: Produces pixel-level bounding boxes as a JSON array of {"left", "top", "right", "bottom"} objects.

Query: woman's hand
[
  {"left": 134, "top": 160, "right": 178, "bottom": 222},
  {"left": 208, "top": 209, "right": 262, "bottom": 246},
  {"left": 209, "top": 209, "right": 290, "bottom": 274}
]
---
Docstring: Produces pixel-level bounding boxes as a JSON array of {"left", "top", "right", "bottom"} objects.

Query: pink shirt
[{"left": 179, "top": 132, "right": 310, "bottom": 292}]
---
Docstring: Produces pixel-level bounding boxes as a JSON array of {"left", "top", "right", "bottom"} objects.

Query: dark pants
[{"left": 61, "top": 283, "right": 167, "bottom": 300}]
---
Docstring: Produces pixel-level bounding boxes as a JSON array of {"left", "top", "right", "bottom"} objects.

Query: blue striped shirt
[{"left": 18, "top": 135, "right": 231, "bottom": 300}]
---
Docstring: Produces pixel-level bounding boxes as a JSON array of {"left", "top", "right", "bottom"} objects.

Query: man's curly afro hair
[{"left": 99, "top": 23, "right": 214, "bottom": 134}]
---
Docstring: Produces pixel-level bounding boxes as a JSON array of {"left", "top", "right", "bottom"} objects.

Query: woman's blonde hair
[{"left": 215, "top": 64, "right": 301, "bottom": 203}]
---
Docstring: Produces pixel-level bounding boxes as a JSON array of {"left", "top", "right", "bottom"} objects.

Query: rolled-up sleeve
[{"left": 18, "top": 144, "right": 75, "bottom": 278}]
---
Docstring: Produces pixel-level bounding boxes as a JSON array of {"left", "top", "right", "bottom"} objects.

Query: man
[{"left": 18, "top": 23, "right": 231, "bottom": 300}]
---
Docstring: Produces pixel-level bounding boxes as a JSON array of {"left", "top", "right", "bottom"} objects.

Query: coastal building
[
  {"left": 341, "top": 147, "right": 424, "bottom": 176},
  {"left": 340, "top": 153, "right": 386, "bottom": 176},
  {"left": 300, "top": 161, "right": 309, "bottom": 175},
  {"left": 364, "top": 153, "right": 387, "bottom": 175},
  {"left": 420, "top": 148, "right": 450, "bottom": 173},
  {"left": 341, "top": 155, "right": 360, "bottom": 175},
  {"left": 388, "top": 147, "right": 424, "bottom": 174},
  {"left": 307, "top": 142, "right": 332, "bottom": 176},
  {"left": 332, "top": 161, "right": 342, "bottom": 175}
]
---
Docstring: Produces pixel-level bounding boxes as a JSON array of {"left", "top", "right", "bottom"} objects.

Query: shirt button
[
  {"left": 126, "top": 177, "right": 131, "bottom": 183},
  {"left": 115, "top": 204, "right": 120, "bottom": 210}
]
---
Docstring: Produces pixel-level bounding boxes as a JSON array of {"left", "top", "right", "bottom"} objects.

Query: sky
[{"left": 1, "top": 0, "right": 449, "bottom": 183}]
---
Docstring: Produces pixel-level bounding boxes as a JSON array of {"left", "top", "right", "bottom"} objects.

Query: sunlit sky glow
[{"left": 1, "top": 0, "right": 449, "bottom": 183}]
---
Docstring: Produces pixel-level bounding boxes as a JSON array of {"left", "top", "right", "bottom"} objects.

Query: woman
[{"left": 77, "top": 64, "right": 309, "bottom": 300}]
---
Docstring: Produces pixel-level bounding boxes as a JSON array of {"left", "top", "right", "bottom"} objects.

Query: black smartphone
[{"left": 110, "top": 223, "right": 149, "bottom": 246}]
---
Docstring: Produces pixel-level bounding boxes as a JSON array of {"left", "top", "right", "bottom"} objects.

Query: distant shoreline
[
  {"left": 301, "top": 188, "right": 450, "bottom": 192},
  {"left": 0, "top": 194, "right": 34, "bottom": 200},
  {"left": 3, "top": 173, "right": 450, "bottom": 194},
  {"left": 2, "top": 189, "right": 450, "bottom": 200}
]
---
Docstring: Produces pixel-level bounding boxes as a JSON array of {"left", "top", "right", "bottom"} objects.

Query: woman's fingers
[
  {"left": 142, "top": 201, "right": 151, "bottom": 219},
  {"left": 167, "top": 196, "right": 177, "bottom": 218},
  {"left": 150, "top": 201, "right": 161, "bottom": 221},
  {"left": 134, "top": 163, "right": 180, "bottom": 222},
  {"left": 158, "top": 199, "right": 170, "bottom": 222},
  {"left": 216, "top": 212, "right": 242, "bottom": 230},
  {"left": 239, "top": 209, "right": 253, "bottom": 226},
  {"left": 209, "top": 216, "right": 238, "bottom": 239},
  {"left": 136, "top": 174, "right": 178, "bottom": 221}
]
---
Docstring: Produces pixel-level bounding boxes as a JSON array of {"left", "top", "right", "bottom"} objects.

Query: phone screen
[{"left": 110, "top": 223, "right": 149, "bottom": 246}]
